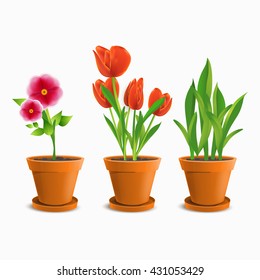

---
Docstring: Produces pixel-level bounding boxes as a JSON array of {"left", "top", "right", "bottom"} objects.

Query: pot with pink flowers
[
  {"left": 92, "top": 45, "right": 172, "bottom": 212},
  {"left": 13, "top": 74, "right": 84, "bottom": 212}
]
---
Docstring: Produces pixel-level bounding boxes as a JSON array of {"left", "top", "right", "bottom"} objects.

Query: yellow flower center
[
  {"left": 41, "top": 89, "right": 48, "bottom": 95},
  {"left": 29, "top": 109, "right": 34, "bottom": 114}
]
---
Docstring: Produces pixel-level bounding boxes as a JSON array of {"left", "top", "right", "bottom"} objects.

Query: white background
[{"left": 0, "top": 0, "right": 259, "bottom": 264}]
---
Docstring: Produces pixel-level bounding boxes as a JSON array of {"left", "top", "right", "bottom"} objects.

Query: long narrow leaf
[
  {"left": 223, "top": 129, "right": 243, "bottom": 148},
  {"left": 143, "top": 98, "right": 165, "bottom": 122},
  {"left": 223, "top": 93, "right": 246, "bottom": 137},
  {"left": 135, "top": 111, "right": 144, "bottom": 141},
  {"left": 104, "top": 115, "right": 119, "bottom": 142},
  {"left": 195, "top": 93, "right": 212, "bottom": 152},
  {"left": 137, "top": 123, "right": 161, "bottom": 153},
  {"left": 188, "top": 112, "right": 199, "bottom": 155},
  {"left": 101, "top": 85, "right": 120, "bottom": 117},
  {"left": 198, "top": 59, "right": 212, "bottom": 98},
  {"left": 207, "top": 112, "right": 223, "bottom": 149},
  {"left": 185, "top": 81, "right": 196, "bottom": 128},
  {"left": 174, "top": 120, "right": 190, "bottom": 145},
  {"left": 213, "top": 84, "right": 225, "bottom": 116},
  {"left": 217, "top": 105, "right": 232, "bottom": 124}
]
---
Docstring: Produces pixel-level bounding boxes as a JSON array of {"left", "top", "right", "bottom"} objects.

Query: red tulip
[
  {"left": 27, "top": 74, "right": 63, "bottom": 109},
  {"left": 20, "top": 99, "right": 43, "bottom": 121},
  {"left": 93, "top": 78, "right": 119, "bottom": 108},
  {"left": 93, "top": 46, "right": 131, "bottom": 77},
  {"left": 124, "top": 78, "right": 144, "bottom": 110},
  {"left": 148, "top": 88, "right": 172, "bottom": 116}
]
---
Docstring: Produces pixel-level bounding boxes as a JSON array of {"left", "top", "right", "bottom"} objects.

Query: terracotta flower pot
[
  {"left": 27, "top": 155, "right": 84, "bottom": 212},
  {"left": 179, "top": 156, "right": 236, "bottom": 212},
  {"left": 104, "top": 155, "right": 161, "bottom": 212}
]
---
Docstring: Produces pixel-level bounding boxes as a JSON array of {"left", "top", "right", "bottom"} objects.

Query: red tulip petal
[
  {"left": 96, "top": 46, "right": 109, "bottom": 60},
  {"left": 155, "top": 96, "right": 172, "bottom": 116},
  {"left": 148, "top": 88, "right": 163, "bottom": 108},
  {"left": 93, "top": 50, "right": 111, "bottom": 77},
  {"left": 110, "top": 46, "right": 131, "bottom": 77},
  {"left": 93, "top": 82, "right": 110, "bottom": 108}
]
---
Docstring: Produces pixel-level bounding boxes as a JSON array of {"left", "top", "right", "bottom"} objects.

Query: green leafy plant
[
  {"left": 13, "top": 74, "right": 72, "bottom": 160},
  {"left": 174, "top": 59, "right": 246, "bottom": 160}
]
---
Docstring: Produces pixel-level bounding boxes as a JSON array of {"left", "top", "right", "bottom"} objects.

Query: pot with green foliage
[{"left": 174, "top": 59, "right": 246, "bottom": 212}]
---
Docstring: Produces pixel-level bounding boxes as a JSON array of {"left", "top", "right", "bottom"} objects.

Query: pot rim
[
  {"left": 27, "top": 155, "right": 84, "bottom": 162},
  {"left": 179, "top": 155, "right": 236, "bottom": 162},
  {"left": 104, "top": 155, "right": 161, "bottom": 162}
]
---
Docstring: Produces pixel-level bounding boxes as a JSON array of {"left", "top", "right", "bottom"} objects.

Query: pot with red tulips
[{"left": 92, "top": 45, "right": 172, "bottom": 212}]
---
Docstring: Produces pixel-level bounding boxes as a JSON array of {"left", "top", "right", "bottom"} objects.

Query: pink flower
[
  {"left": 20, "top": 99, "right": 43, "bottom": 121},
  {"left": 27, "top": 74, "right": 63, "bottom": 108}
]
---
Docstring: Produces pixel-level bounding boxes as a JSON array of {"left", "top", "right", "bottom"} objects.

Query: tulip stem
[
  {"left": 122, "top": 107, "right": 131, "bottom": 160},
  {"left": 109, "top": 108, "right": 124, "bottom": 155},
  {"left": 112, "top": 77, "right": 121, "bottom": 113},
  {"left": 132, "top": 110, "right": 137, "bottom": 160}
]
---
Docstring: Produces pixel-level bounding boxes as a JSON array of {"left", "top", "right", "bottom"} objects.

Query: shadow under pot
[
  {"left": 27, "top": 155, "right": 84, "bottom": 212},
  {"left": 179, "top": 156, "right": 236, "bottom": 212},
  {"left": 104, "top": 155, "right": 161, "bottom": 212}
]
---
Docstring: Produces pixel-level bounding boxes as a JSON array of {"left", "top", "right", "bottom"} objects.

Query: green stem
[
  {"left": 112, "top": 77, "right": 121, "bottom": 113},
  {"left": 109, "top": 108, "right": 124, "bottom": 155},
  {"left": 123, "top": 107, "right": 131, "bottom": 160},
  {"left": 204, "top": 142, "right": 209, "bottom": 160},
  {"left": 45, "top": 109, "right": 56, "bottom": 160},
  {"left": 190, "top": 148, "right": 195, "bottom": 160},
  {"left": 51, "top": 128, "right": 56, "bottom": 160},
  {"left": 136, "top": 115, "right": 155, "bottom": 155},
  {"left": 132, "top": 110, "right": 137, "bottom": 160}
]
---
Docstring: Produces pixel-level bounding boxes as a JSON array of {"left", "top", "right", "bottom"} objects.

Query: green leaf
[
  {"left": 138, "top": 123, "right": 161, "bottom": 151},
  {"left": 135, "top": 111, "right": 144, "bottom": 142},
  {"left": 41, "top": 110, "right": 49, "bottom": 122},
  {"left": 213, "top": 84, "right": 225, "bottom": 116},
  {"left": 135, "top": 113, "right": 145, "bottom": 143},
  {"left": 195, "top": 93, "right": 212, "bottom": 152},
  {"left": 185, "top": 81, "right": 196, "bottom": 128},
  {"left": 104, "top": 115, "right": 118, "bottom": 141},
  {"left": 125, "top": 130, "right": 133, "bottom": 149},
  {"left": 51, "top": 111, "right": 62, "bottom": 126},
  {"left": 188, "top": 112, "right": 199, "bottom": 155},
  {"left": 207, "top": 112, "right": 223, "bottom": 149},
  {"left": 223, "top": 129, "right": 243, "bottom": 148},
  {"left": 43, "top": 119, "right": 53, "bottom": 135},
  {"left": 13, "top": 98, "right": 26, "bottom": 106},
  {"left": 101, "top": 85, "right": 120, "bottom": 117},
  {"left": 33, "top": 122, "right": 39, "bottom": 128},
  {"left": 118, "top": 107, "right": 126, "bottom": 142},
  {"left": 31, "top": 128, "right": 44, "bottom": 136},
  {"left": 174, "top": 120, "right": 190, "bottom": 145},
  {"left": 59, "top": 115, "right": 72, "bottom": 127},
  {"left": 217, "top": 105, "right": 232, "bottom": 124},
  {"left": 26, "top": 124, "right": 34, "bottom": 128},
  {"left": 223, "top": 93, "right": 246, "bottom": 137},
  {"left": 198, "top": 58, "right": 212, "bottom": 98},
  {"left": 143, "top": 97, "right": 165, "bottom": 122}
]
